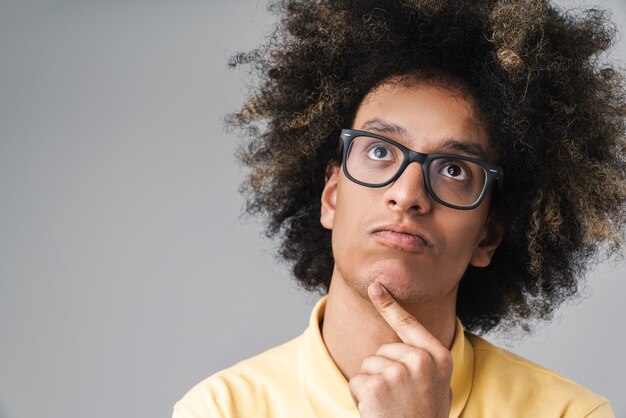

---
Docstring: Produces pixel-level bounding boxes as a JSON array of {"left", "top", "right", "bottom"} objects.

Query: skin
[{"left": 319, "top": 79, "right": 504, "bottom": 417}]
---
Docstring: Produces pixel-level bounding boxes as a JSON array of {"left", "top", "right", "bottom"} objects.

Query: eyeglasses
[{"left": 339, "top": 129, "right": 503, "bottom": 210}]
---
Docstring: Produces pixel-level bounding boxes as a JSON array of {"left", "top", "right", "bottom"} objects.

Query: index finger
[{"left": 368, "top": 282, "right": 444, "bottom": 352}]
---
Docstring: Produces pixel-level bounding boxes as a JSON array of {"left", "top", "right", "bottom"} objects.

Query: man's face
[{"left": 320, "top": 79, "right": 503, "bottom": 306}]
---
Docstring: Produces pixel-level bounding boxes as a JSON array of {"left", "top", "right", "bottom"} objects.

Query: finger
[
  {"left": 360, "top": 354, "right": 407, "bottom": 376},
  {"left": 377, "top": 344, "right": 437, "bottom": 377},
  {"left": 348, "top": 375, "right": 361, "bottom": 408},
  {"left": 349, "top": 373, "right": 387, "bottom": 408},
  {"left": 368, "top": 282, "right": 444, "bottom": 352},
  {"left": 375, "top": 342, "right": 426, "bottom": 360}
]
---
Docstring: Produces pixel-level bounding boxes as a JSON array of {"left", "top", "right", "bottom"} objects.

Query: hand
[{"left": 348, "top": 282, "right": 453, "bottom": 418}]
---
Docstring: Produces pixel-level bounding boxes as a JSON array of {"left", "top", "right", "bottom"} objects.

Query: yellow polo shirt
[{"left": 173, "top": 296, "right": 614, "bottom": 418}]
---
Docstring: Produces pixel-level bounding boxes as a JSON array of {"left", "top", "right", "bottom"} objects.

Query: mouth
[{"left": 370, "top": 228, "right": 429, "bottom": 253}]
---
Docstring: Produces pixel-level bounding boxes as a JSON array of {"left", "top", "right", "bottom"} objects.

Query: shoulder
[
  {"left": 172, "top": 334, "right": 303, "bottom": 418},
  {"left": 464, "top": 332, "right": 614, "bottom": 417}
]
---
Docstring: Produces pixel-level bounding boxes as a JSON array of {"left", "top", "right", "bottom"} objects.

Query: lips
[{"left": 370, "top": 224, "right": 430, "bottom": 252}]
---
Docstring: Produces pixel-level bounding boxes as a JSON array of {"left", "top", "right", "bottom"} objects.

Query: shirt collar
[
  {"left": 298, "top": 295, "right": 474, "bottom": 418},
  {"left": 449, "top": 312, "right": 474, "bottom": 417},
  {"left": 299, "top": 295, "right": 359, "bottom": 417}
]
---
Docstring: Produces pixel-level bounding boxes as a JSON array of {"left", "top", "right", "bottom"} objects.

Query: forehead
[{"left": 352, "top": 79, "right": 494, "bottom": 160}]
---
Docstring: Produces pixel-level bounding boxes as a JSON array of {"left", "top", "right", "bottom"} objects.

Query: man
[{"left": 174, "top": 0, "right": 625, "bottom": 416}]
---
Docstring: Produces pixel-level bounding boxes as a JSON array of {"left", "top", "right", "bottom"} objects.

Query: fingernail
[{"left": 369, "top": 283, "right": 383, "bottom": 297}]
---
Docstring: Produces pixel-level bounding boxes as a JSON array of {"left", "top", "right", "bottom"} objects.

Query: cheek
[
  {"left": 330, "top": 180, "right": 381, "bottom": 257},
  {"left": 438, "top": 211, "right": 486, "bottom": 256},
  {"left": 331, "top": 186, "right": 364, "bottom": 242}
]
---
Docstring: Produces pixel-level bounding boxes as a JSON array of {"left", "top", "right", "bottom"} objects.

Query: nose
[{"left": 383, "top": 161, "right": 432, "bottom": 215}]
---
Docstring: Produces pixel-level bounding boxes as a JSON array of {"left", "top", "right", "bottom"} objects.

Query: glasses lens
[
  {"left": 429, "top": 157, "right": 487, "bottom": 207},
  {"left": 346, "top": 135, "right": 404, "bottom": 186}
]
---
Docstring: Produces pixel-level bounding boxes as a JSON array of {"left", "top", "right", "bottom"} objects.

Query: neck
[{"left": 321, "top": 269, "right": 458, "bottom": 381}]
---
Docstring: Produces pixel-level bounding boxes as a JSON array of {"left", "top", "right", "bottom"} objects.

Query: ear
[
  {"left": 469, "top": 216, "right": 504, "bottom": 268},
  {"left": 320, "top": 163, "right": 340, "bottom": 230}
]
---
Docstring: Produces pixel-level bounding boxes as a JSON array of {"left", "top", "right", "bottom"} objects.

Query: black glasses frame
[{"left": 340, "top": 129, "right": 504, "bottom": 210}]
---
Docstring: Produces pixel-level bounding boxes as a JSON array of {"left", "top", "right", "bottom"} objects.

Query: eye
[
  {"left": 366, "top": 143, "right": 394, "bottom": 161},
  {"left": 437, "top": 159, "right": 471, "bottom": 180}
]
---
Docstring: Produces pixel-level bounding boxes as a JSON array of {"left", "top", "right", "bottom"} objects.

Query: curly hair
[{"left": 226, "top": 0, "right": 626, "bottom": 334}]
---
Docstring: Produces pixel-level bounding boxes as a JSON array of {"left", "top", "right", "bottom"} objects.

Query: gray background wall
[{"left": 0, "top": 1, "right": 624, "bottom": 417}]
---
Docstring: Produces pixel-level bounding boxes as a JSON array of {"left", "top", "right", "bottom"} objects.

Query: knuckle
[
  {"left": 397, "top": 313, "right": 418, "bottom": 329},
  {"left": 374, "top": 343, "right": 387, "bottom": 355},
  {"left": 348, "top": 376, "right": 359, "bottom": 392},
  {"left": 360, "top": 356, "right": 376, "bottom": 372},
  {"left": 375, "top": 342, "right": 401, "bottom": 356},
  {"left": 378, "top": 296, "right": 396, "bottom": 311},
  {"left": 405, "top": 349, "right": 436, "bottom": 375},
  {"left": 439, "top": 351, "right": 453, "bottom": 374},
  {"left": 406, "top": 348, "right": 431, "bottom": 365},
  {"left": 349, "top": 374, "right": 366, "bottom": 395},
  {"left": 383, "top": 362, "right": 407, "bottom": 382},
  {"left": 366, "top": 375, "right": 387, "bottom": 398}
]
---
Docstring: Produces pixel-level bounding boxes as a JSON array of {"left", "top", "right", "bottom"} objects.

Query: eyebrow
[
  {"left": 438, "top": 139, "right": 488, "bottom": 161},
  {"left": 361, "top": 119, "right": 411, "bottom": 139},
  {"left": 360, "top": 118, "right": 490, "bottom": 161}
]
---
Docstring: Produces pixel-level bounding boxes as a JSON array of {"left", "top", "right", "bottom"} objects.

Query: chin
[{"left": 360, "top": 261, "right": 431, "bottom": 304}]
